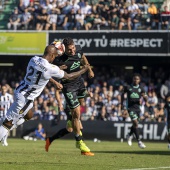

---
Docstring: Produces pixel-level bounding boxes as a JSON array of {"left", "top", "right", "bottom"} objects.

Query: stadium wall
[{"left": 11, "top": 120, "right": 167, "bottom": 142}]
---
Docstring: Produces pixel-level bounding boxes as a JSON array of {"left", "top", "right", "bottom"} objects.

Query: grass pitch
[{"left": 0, "top": 139, "right": 169, "bottom": 170}]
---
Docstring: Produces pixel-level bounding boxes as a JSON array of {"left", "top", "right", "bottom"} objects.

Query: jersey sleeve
[{"left": 49, "top": 64, "right": 65, "bottom": 79}]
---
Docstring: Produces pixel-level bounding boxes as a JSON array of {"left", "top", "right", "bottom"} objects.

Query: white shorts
[{"left": 5, "top": 92, "right": 33, "bottom": 122}]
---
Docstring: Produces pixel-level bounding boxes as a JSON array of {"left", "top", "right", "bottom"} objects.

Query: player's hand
[
  {"left": 59, "top": 65, "right": 67, "bottom": 70},
  {"left": 54, "top": 82, "right": 63, "bottom": 90},
  {"left": 88, "top": 70, "right": 94, "bottom": 78}
]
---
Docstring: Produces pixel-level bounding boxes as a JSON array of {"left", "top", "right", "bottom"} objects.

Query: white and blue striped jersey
[
  {"left": 15, "top": 56, "right": 64, "bottom": 100},
  {"left": 0, "top": 93, "right": 13, "bottom": 118}
]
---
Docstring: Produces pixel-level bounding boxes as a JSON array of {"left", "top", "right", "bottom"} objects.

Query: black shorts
[
  {"left": 128, "top": 108, "right": 140, "bottom": 120},
  {"left": 64, "top": 104, "right": 72, "bottom": 120},
  {"left": 62, "top": 78, "right": 87, "bottom": 109}
]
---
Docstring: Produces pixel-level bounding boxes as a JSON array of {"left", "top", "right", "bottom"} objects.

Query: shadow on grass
[{"left": 94, "top": 150, "right": 170, "bottom": 155}]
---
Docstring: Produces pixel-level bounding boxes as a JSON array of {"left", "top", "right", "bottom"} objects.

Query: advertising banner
[
  {"left": 0, "top": 32, "right": 46, "bottom": 55},
  {"left": 14, "top": 120, "right": 167, "bottom": 141},
  {"left": 49, "top": 31, "right": 170, "bottom": 56}
]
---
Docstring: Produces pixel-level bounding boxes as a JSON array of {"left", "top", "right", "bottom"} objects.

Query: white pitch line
[{"left": 121, "top": 167, "right": 170, "bottom": 170}]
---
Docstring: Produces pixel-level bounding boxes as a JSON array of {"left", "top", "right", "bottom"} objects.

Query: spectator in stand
[
  {"left": 61, "top": 1, "right": 72, "bottom": 14},
  {"left": 95, "top": 0, "right": 105, "bottom": 14},
  {"left": 98, "top": 106, "right": 107, "bottom": 121},
  {"left": 108, "top": 112, "right": 119, "bottom": 121},
  {"left": 84, "top": 13, "right": 95, "bottom": 30},
  {"left": 20, "top": 7, "right": 33, "bottom": 30},
  {"left": 160, "top": 80, "right": 169, "bottom": 101},
  {"left": 78, "top": 0, "right": 85, "bottom": 8},
  {"left": 91, "top": 13, "right": 106, "bottom": 30},
  {"left": 7, "top": 7, "right": 21, "bottom": 30},
  {"left": 27, "top": 1, "right": 38, "bottom": 29},
  {"left": 18, "top": 0, "right": 30, "bottom": 13},
  {"left": 95, "top": 95, "right": 104, "bottom": 114},
  {"left": 107, "top": 0, "right": 118, "bottom": 19},
  {"left": 23, "top": 123, "right": 46, "bottom": 141},
  {"left": 71, "top": 0, "right": 80, "bottom": 14},
  {"left": 57, "top": 0, "right": 67, "bottom": 10},
  {"left": 32, "top": 106, "right": 42, "bottom": 120},
  {"left": 36, "top": 97, "right": 45, "bottom": 112},
  {"left": 105, "top": 94, "right": 114, "bottom": 116},
  {"left": 145, "top": 91, "right": 158, "bottom": 116},
  {"left": 120, "top": 109, "right": 131, "bottom": 122},
  {"left": 86, "top": 100, "right": 98, "bottom": 120},
  {"left": 159, "top": 6, "right": 170, "bottom": 30},
  {"left": 119, "top": 8, "right": 132, "bottom": 30},
  {"left": 39, "top": 0, "right": 47, "bottom": 9},
  {"left": 43, "top": 0, "right": 53, "bottom": 14},
  {"left": 109, "top": 12, "right": 119, "bottom": 30},
  {"left": 140, "top": 110, "right": 152, "bottom": 122},
  {"left": 45, "top": 9, "right": 58, "bottom": 30},
  {"left": 147, "top": 2, "right": 158, "bottom": 30},
  {"left": 36, "top": 8, "right": 48, "bottom": 31},
  {"left": 136, "top": 0, "right": 148, "bottom": 14},
  {"left": 81, "top": 1, "right": 92, "bottom": 15},
  {"left": 154, "top": 100, "right": 166, "bottom": 122},
  {"left": 128, "top": 0, "right": 139, "bottom": 20},
  {"left": 132, "top": 9, "right": 142, "bottom": 30},
  {"left": 62, "top": 8, "right": 77, "bottom": 30},
  {"left": 75, "top": 9, "right": 85, "bottom": 30}
]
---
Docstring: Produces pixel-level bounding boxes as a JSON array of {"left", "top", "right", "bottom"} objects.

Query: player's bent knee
[{"left": 67, "top": 127, "right": 73, "bottom": 133}]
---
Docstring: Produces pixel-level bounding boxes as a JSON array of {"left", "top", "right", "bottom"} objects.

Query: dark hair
[
  {"left": 133, "top": 73, "right": 141, "bottom": 79},
  {"left": 62, "top": 37, "right": 74, "bottom": 47}
]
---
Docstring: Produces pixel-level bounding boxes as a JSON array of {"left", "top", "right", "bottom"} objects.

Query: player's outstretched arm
[
  {"left": 50, "top": 78, "right": 63, "bottom": 90},
  {"left": 81, "top": 55, "right": 94, "bottom": 78},
  {"left": 63, "top": 64, "right": 89, "bottom": 80}
]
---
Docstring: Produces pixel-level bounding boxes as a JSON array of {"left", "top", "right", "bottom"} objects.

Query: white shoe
[
  {"left": 168, "top": 144, "right": 170, "bottom": 149},
  {"left": 138, "top": 141, "right": 146, "bottom": 149},
  {"left": 1, "top": 136, "right": 8, "bottom": 146},
  {"left": 126, "top": 134, "right": 133, "bottom": 146}
]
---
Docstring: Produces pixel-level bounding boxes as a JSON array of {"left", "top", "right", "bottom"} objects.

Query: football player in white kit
[
  {"left": 0, "top": 85, "right": 14, "bottom": 146},
  {"left": 0, "top": 45, "right": 89, "bottom": 146}
]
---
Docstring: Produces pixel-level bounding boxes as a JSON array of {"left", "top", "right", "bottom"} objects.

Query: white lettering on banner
[
  {"left": 161, "top": 126, "right": 167, "bottom": 140},
  {"left": 114, "top": 123, "right": 166, "bottom": 140},
  {"left": 110, "top": 38, "right": 163, "bottom": 48},
  {"left": 124, "top": 123, "right": 132, "bottom": 138},
  {"left": 72, "top": 36, "right": 163, "bottom": 48},
  {"left": 143, "top": 124, "right": 153, "bottom": 140},
  {"left": 76, "top": 39, "right": 92, "bottom": 47},
  {"left": 113, "top": 123, "right": 124, "bottom": 138},
  {"left": 154, "top": 124, "right": 160, "bottom": 140}
]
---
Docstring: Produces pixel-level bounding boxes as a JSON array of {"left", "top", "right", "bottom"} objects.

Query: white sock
[
  {"left": 10, "top": 118, "right": 25, "bottom": 131},
  {"left": 17, "top": 118, "right": 25, "bottom": 126},
  {"left": 0, "top": 125, "right": 9, "bottom": 141}
]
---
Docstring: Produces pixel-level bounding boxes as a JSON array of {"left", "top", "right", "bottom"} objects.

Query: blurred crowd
[
  {"left": 6, "top": 0, "right": 170, "bottom": 31},
  {"left": 0, "top": 66, "right": 170, "bottom": 123}
]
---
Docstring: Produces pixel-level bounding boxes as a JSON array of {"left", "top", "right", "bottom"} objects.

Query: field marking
[{"left": 121, "top": 167, "right": 170, "bottom": 170}]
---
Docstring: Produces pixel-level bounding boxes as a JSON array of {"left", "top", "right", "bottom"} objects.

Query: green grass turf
[{"left": 0, "top": 139, "right": 169, "bottom": 170}]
